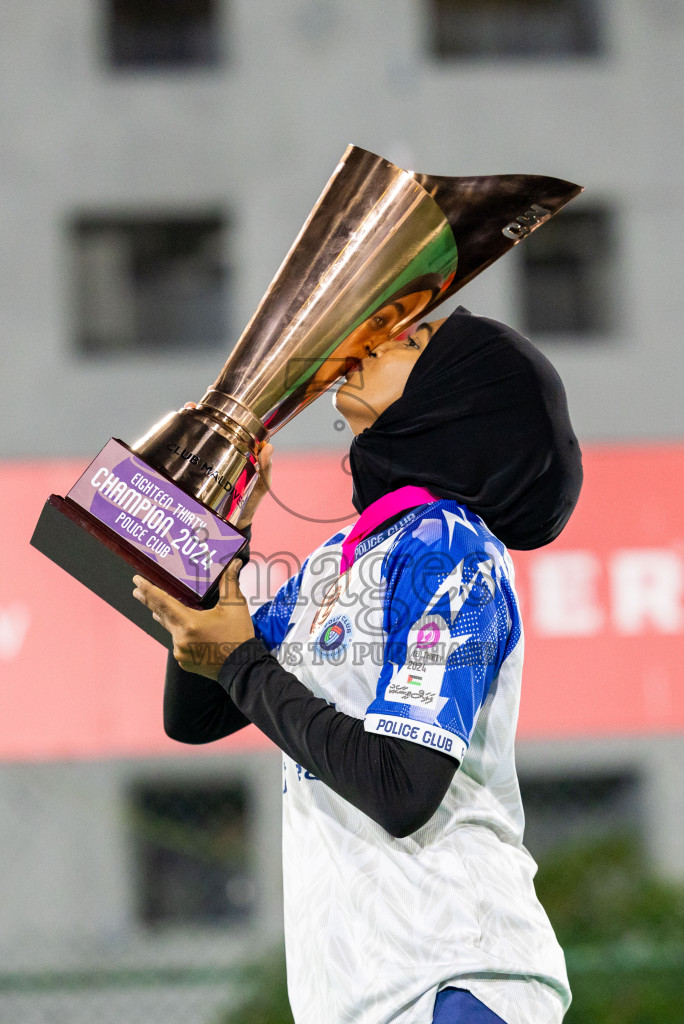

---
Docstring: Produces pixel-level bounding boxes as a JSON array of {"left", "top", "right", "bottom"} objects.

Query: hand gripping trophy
[{"left": 31, "top": 146, "right": 582, "bottom": 645}]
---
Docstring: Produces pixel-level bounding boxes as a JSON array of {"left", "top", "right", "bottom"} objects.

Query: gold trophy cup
[{"left": 31, "top": 146, "right": 582, "bottom": 645}]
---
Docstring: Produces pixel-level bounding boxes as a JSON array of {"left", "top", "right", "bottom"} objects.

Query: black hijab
[{"left": 349, "top": 306, "right": 583, "bottom": 550}]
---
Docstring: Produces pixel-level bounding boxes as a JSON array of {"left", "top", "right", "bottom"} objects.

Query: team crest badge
[{"left": 313, "top": 615, "right": 352, "bottom": 660}]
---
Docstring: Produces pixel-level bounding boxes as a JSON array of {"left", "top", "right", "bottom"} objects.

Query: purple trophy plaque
[{"left": 31, "top": 440, "right": 248, "bottom": 647}]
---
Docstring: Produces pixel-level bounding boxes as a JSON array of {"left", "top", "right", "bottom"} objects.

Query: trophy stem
[{"left": 133, "top": 398, "right": 268, "bottom": 524}]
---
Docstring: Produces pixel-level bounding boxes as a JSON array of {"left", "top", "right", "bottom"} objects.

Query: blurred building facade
[
  {"left": 1, "top": 1, "right": 683, "bottom": 1019},
  {"left": 2, "top": 0, "right": 682, "bottom": 457}
]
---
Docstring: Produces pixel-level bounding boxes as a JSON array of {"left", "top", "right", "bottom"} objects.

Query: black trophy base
[{"left": 30, "top": 496, "right": 214, "bottom": 648}]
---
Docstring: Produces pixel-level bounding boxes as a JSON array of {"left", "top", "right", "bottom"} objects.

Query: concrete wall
[
  {"left": 0, "top": 750, "right": 284, "bottom": 973},
  {"left": 1, "top": 0, "right": 682, "bottom": 460},
  {"left": 1, "top": 734, "right": 681, "bottom": 981},
  {"left": 517, "top": 733, "right": 684, "bottom": 883}
]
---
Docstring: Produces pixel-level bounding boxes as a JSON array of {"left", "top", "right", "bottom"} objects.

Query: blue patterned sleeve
[
  {"left": 252, "top": 559, "right": 309, "bottom": 653},
  {"left": 363, "top": 508, "right": 521, "bottom": 762}
]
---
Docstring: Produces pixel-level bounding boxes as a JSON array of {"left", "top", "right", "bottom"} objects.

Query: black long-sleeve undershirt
[{"left": 163, "top": 517, "right": 459, "bottom": 838}]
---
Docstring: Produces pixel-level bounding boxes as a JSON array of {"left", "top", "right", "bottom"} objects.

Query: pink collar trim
[{"left": 340, "top": 485, "right": 438, "bottom": 575}]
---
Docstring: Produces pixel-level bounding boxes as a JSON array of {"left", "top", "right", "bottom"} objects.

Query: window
[
  {"left": 106, "top": 0, "right": 223, "bottom": 69},
  {"left": 128, "top": 781, "right": 255, "bottom": 926},
  {"left": 518, "top": 206, "right": 617, "bottom": 336},
  {"left": 70, "top": 213, "right": 229, "bottom": 355},
  {"left": 428, "top": 0, "right": 603, "bottom": 59},
  {"left": 519, "top": 771, "right": 642, "bottom": 857}
]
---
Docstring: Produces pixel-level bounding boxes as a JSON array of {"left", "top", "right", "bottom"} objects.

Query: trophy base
[
  {"left": 31, "top": 496, "right": 192, "bottom": 647},
  {"left": 30, "top": 438, "right": 249, "bottom": 647}
]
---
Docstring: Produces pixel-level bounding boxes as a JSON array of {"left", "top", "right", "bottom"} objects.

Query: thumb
[
  {"left": 260, "top": 441, "right": 274, "bottom": 463},
  {"left": 257, "top": 442, "right": 274, "bottom": 480}
]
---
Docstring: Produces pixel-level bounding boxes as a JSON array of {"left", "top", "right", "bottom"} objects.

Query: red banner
[{"left": 2, "top": 445, "right": 683, "bottom": 761}]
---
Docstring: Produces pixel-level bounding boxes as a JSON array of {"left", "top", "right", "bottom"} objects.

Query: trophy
[{"left": 31, "top": 146, "right": 582, "bottom": 646}]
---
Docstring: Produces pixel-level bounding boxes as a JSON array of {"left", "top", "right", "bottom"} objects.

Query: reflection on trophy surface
[
  {"left": 31, "top": 144, "right": 582, "bottom": 642},
  {"left": 292, "top": 274, "right": 447, "bottom": 409}
]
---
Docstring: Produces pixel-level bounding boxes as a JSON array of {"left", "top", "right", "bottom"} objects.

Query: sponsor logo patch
[{"left": 416, "top": 620, "right": 441, "bottom": 649}]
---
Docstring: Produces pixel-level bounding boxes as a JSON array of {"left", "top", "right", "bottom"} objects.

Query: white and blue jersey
[{"left": 253, "top": 499, "right": 570, "bottom": 1024}]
